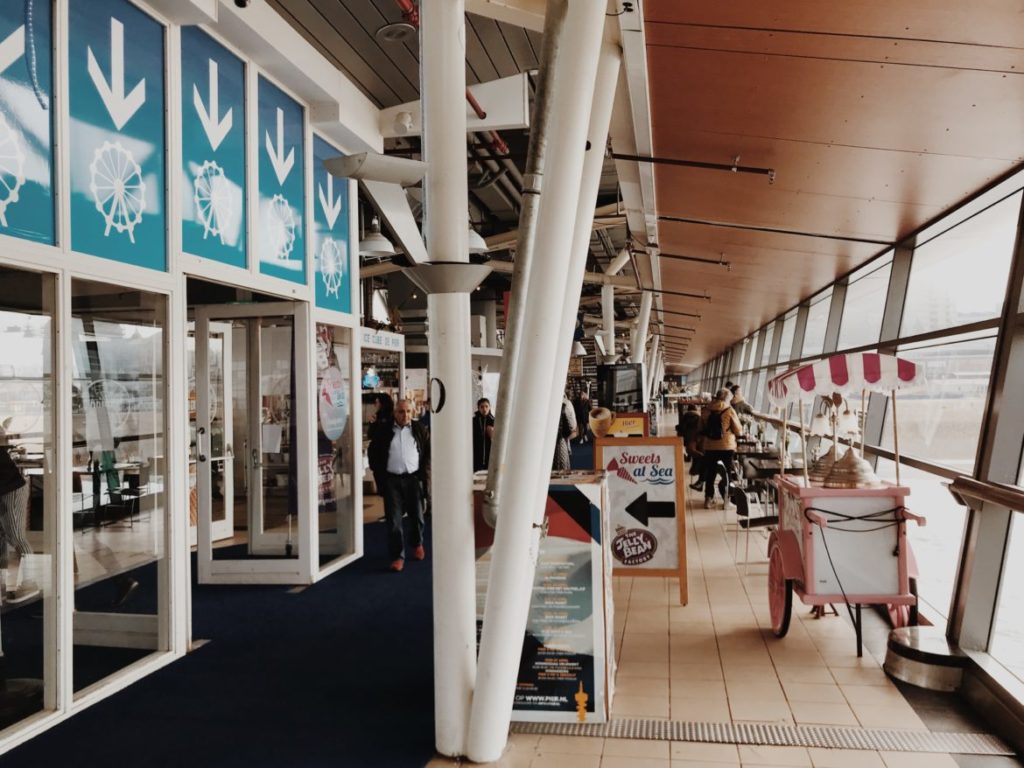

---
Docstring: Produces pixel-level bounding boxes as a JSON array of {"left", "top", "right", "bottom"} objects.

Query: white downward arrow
[
  {"left": 0, "top": 25, "right": 25, "bottom": 77},
  {"left": 193, "top": 59, "right": 233, "bottom": 151},
  {"left": 264, "top": 107, "right": 294, "bottom": 185},
  {"left": 318, "top": 174, "right": 342, "bottom": 230},
  {"left": 87, "top": 18, "right": 146, "bottom": 131}
]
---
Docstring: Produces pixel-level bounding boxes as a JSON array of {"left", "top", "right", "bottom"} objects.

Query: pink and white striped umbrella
[{"left": 766, "top": 352, "right": 923, "bottom": 408}]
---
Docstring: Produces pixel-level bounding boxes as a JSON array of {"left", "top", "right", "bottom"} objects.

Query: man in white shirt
[{"left": 368, "top": 399, "right": 430, "bottom": 572}]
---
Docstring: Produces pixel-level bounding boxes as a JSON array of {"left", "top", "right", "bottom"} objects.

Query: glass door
[
  {"left": 188, "top": 322, "right": 234, "bottom": 546},
  {"left": 194, "top": 302, "right": 312, "bottom": 584}
]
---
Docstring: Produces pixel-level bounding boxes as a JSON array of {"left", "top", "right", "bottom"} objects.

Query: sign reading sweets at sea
[
  {"left": 69, "top": 0, "right": 166, "bottom": 270},
  {"left": 257, "top": 76, "right": 304, "bottom": 283},
  {"left": 594, "top": 436, "right": 687, "bottom": 604},
  {"left": 0, "top": 1, "right": 54, "bottom": 245},
  {"left": 180, "top": 27, "right": 246, "bottom": 268}
]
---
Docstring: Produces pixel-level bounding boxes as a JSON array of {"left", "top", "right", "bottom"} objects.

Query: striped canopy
[{"left": 766, "top": 353, "right": 923, "bottom": 408}]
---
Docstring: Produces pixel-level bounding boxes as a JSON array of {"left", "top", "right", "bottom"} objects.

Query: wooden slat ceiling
[{"left": 646, "top": 0, "right": 1024, "bottom": 368}]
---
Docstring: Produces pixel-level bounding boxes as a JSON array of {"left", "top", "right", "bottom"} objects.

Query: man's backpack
[{"left": 703, "top": 409, "right": 729, "bottom": 440}]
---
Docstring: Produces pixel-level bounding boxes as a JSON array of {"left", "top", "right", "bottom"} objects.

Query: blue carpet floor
[{"left": 3, "top": 521, "right": 435, "bottom": 768}]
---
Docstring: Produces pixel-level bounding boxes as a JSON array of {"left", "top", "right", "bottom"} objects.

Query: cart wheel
[{"left": 768, "top": 545, "right": 792, "bottom": 638}]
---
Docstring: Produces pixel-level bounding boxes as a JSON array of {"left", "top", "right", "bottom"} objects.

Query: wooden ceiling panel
[
  {"left": 647, "top": 47, "right": 1024, "bottom": 162},
  {"left": 646, "top": 23, "right": 1024, "bottom": 74},
  {"left": 645, "top": 0, "right": 1024, "bottom": 50}
]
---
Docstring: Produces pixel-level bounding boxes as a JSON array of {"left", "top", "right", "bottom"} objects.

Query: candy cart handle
[
  {"left": 898, "top": 508, "right": 926, "bottom": 527},
  {"left": 804, "top": 509, "right": 829, "bottom": 528}
]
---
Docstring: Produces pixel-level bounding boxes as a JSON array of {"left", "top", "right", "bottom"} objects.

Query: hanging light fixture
[
  {"left": 468, "top": 226, "right": 488, "bottom": 255},
  {"left": 359, "top": 215, "right": 396, "bottom": 258}
]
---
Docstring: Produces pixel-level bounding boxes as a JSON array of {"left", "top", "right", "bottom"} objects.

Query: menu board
[
  {"left": 475, "top": 474, "right": 615, "bottom": 723},
  {"left": 595, "top": 436, "right": 687, "bottom": 604}
]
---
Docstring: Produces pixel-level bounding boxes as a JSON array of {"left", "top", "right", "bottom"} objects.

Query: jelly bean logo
[{"left": 612, "top": 526, "right": 657, "bottom": 566}]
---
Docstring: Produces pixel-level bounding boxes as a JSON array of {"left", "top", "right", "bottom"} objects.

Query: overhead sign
[
  {"left": 257, "top": 76, "right": 304, "bottom": 283},
  {"left": 181, "top": 27, "right": 245, "bottom": 267},
  {"left": 0, "top": 1, "right": 53, "bottom": 244},
  {"left": 313, "top": 135, "right": 350, "bottom": 312},
  {"left": 595, "top": 436, "right": 687, "bottom": 603},
  {"left": 69, "top": 0, "right": 166, "bottom": 270}
]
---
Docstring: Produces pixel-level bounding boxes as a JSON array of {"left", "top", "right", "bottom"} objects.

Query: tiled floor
[{"left": 425, "top": 481, "right": 984, "bottom": 767}]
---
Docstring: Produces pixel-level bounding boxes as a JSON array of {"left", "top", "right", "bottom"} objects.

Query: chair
[
  {"left": 102, "top": 465, "right": 150, "bottom": 529},
  {"left": 729, "top": 482, "right": 778, "bottom": 574}
]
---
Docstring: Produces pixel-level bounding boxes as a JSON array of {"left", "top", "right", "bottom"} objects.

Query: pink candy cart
[{"left": 763, "top": 353, "right": 927, "bottom": 656}]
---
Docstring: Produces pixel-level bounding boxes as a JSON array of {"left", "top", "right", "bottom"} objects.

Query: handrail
[{"left": 949, "top": 476, "right": 1024, "bottom": 513}]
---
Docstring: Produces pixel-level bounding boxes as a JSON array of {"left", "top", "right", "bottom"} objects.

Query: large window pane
[
  {"left": 902, "top": 192, "right": 1020, "bottom": 338},
  {"left": 759, "top": 324, "right": 775, "bottom": 366},
  {"left": 879, "top": 332, "right": 996, "bottom": 474},
  {"left": 991, "top": 512, "right": 1024, "bottom": 683},
  {"left": 0, "top": 266, "right": 56, "bottom": 729},
  {"left": 776, "top": 311, "right": 797, "bottom": 364},
  {"left": 71, "top": 280, "right": 168, "bottom": 695},
  {"left": 874, "top": 460, "right": 966, "bottom": 625},
  {"left": 803, "top": 288, "right": 833, "bottom": 358},
  {"left": 838, "top": 253, "right": 893, "bottom": 351}
]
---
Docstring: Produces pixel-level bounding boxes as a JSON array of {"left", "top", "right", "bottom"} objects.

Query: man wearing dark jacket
[{"left": 368, "top": 399, "right": 430, "bottom": 572}]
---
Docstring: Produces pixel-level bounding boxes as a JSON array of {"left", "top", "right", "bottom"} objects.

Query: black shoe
[
  {"left": 112, "top": 577, "right": 139, "bottom": 609},
  {"left": 689, "top": 481, "right": 703, "bottom": 491}
]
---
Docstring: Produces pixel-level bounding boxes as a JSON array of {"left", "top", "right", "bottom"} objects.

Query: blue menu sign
[
  {"left": 313, "top": 136, "right": 350, "bottom": 313},
  {"left": 181, "top": 27, "right": 245, "bottom": 268},
  {"left": 68, "top": 0, "right": 166, "bottom": 270},
  {"left": 257, "top": 76, "right": 304, "bottom": 284},
  {"left": 0, "top": 0, "right": 53, "bottom": 245}
]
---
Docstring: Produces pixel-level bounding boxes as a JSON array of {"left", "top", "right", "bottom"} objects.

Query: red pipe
[{"left": 391, "top": 0, "right": 508, "bottom": 156}]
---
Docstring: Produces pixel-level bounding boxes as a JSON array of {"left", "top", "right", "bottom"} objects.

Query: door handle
[
  {"left": 197, "top": 426, "right": 208, "bottom": 463},
  {"left": 251, "top": 448, "right": 261, "bottom": 469}
]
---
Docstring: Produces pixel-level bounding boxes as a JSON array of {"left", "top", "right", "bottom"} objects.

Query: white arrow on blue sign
[
  {"left": 193, "top": 59, "right": 233, "bottom": 151},
  {"left": 87, "top": 18, "right": 145, "bottom": 130},
  {"left": 265, "top": 106, "right": 294, "bottom": 185}
]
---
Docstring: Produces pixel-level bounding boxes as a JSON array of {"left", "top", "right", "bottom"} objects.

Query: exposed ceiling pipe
[
  {"left": 604, "top": 246, "right": 631, "bottom": 275},
  {"left": 392, "top": 0, "right": 510, "bottom": 158}
]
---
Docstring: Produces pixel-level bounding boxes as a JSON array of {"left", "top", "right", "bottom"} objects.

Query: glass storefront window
[
  {"left": 874, "top": 459, "right": 966, "bottom": 626},
  {"left": 991, "top": 512, "right": 1024, "bottom": 683},
  {"left": 880, "top": 331, "right": 997, "bottom": 474},
  {"left": 902, "top": 192, "right": 1020, "bottom": 338},
  {"left": 837, "top": 253, "right": 893, "bottom": 351},
  {"left": 70, "top": 280, "right": 167, "bottom": 695},
  {"left": 316, "top": 324, "right": 356, "bottom": 569},
  {"left": 0, "top": 266, "right": 56, "bottom": 729},
  {"left": 803, "top": 288, "right": 833, "bottom": 358}
]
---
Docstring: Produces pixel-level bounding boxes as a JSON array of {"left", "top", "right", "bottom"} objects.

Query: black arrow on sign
[{"left": 624, "top": 492, "right": 675, "bottom": 527}]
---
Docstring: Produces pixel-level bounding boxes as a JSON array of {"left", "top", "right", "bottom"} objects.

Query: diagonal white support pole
[
  {"left": 602, "top": 282, "right": 616, "bottom": 359},
  {"left": 421, "top": 0, "right": 476, "bottom": 757},
  {"left": 466, "top": 2, "right": 606, "bottom": 762},
  {"left": 631, "top": 290, "right": 652, "bottom": 364}
]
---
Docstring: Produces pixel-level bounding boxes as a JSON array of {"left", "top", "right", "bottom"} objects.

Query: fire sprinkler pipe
[
  {"left": 482, "top": 0, "right": 565, "bottom": 529},
  {"left": 467, "top": 1, "right": 605, "bottom": 761},
  {"left": 420, "top": 0, "right": 476, "bottom": 757}
]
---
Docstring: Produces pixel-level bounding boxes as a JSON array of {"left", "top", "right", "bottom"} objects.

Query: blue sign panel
[
  {"left": 257, "top": 76, "right": 304, "bottom": 284},
  {"left": 312, "top": 136, "right": 350, "bottom": 313},
  {"left": 0, "top": 0, "right": 53, "bottom": 245},
  {"left": 69, "top": 0, "right": 165, "bottom": 270},
  {"left": 181, "top": 27, "right": 245, "bottom": 268}
]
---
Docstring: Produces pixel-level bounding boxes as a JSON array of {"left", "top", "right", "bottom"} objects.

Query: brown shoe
[
  {"left": 412, "top": 545, "right": 425, "bottom": 561},
  {"left": 389, "top": 559, "right": 404, "bottom": 572}
]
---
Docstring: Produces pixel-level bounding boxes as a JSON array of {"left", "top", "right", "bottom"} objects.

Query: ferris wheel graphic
[
  {"left": 90, "top": 141, "right": 146, "bottom": 242},
  {"left": 0, "top": 112, "right": 26, "bottom": 228},
  {"left": 319, "top": 238, "right": 346, "bottom": 298},
  {"left": 193, "top": 160, "right": 233, "bottom": 244},
  {"left": 266, "top": 193, "right": 297, "bottom": 262}
]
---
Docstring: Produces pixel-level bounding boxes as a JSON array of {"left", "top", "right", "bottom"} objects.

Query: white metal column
[
  {"left": 602, "top": 282, "right": 616, "bottom": 359},
  {"left": 420, "top": 0, "right": 476, "bottom": 757},
  {"left": 467, "top": 2, "right": 606, "bottom": 762}
]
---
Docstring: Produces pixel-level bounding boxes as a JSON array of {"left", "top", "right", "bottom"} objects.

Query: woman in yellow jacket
[{"left": 700, "top": 388, "right": 742, "bottom": 508}]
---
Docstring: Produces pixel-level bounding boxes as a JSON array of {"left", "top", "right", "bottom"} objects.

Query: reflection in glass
[
  {"left": 837, "top": 254, "right": 893, "bottom": 351},
  {"left": 991, "top": 512, "right": 1024, "bottom": 683},
  {"left": 316, "top": 325, "right": 356, "bottom": 568},
  {"left": 70, "top": 279, "right": 167, "bottom": 695},
  {"left": 0, "top": 266, "right": 55, "bottom": 728}
]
